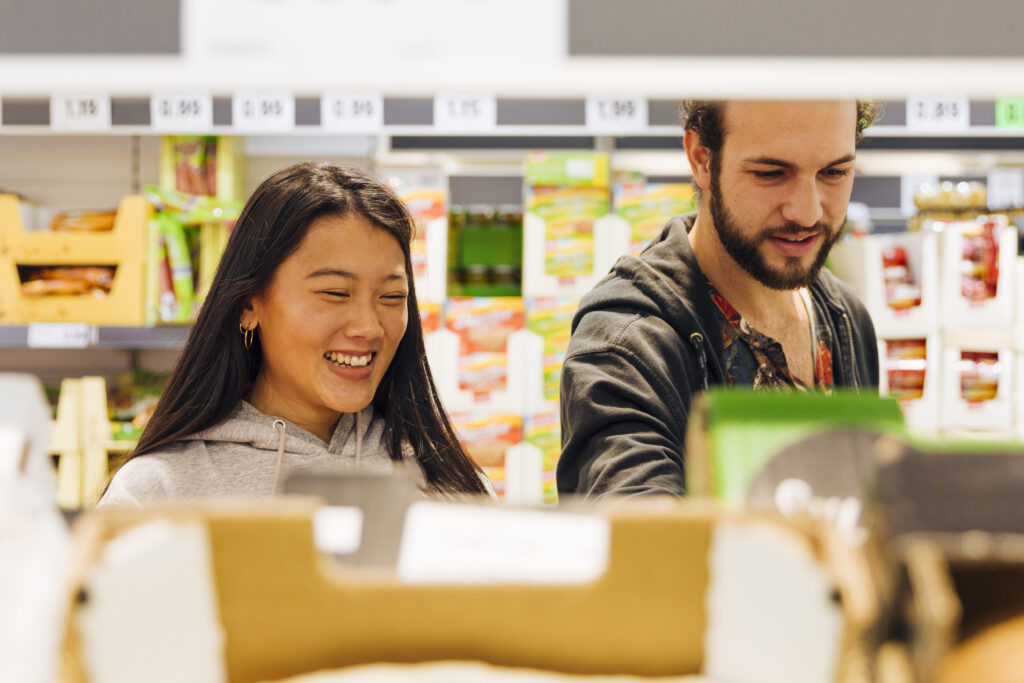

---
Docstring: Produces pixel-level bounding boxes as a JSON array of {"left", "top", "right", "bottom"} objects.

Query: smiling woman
[{"left": 100, "top": 162, "right": 490, "bottom": 505}]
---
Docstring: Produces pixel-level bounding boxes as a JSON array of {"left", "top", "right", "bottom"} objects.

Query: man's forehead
[{"left": 721, "top": 100, "right": 858, "bottom": 159}]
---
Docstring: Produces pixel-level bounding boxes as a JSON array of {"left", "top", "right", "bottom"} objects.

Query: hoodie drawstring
[
  {"left": 689, "top": 332, "right": 709, "bottom": 391},
  {"left": 354, "top": 411, "right": 362, "bottom": 471},
  {"left": 271, "top": 419, "right": 286, "bottom": 494}
]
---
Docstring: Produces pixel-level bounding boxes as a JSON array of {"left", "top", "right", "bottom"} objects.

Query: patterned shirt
[{"left": 709, "top": 284, "right": 835, "bottom": 393}]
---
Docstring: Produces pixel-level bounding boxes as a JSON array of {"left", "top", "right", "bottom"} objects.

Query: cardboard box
[
  {"left": 829, "top": 232, "right": 939, "bottom": 339},
  {"left": 879, "top": 336, "right": 942, "bottom": 432},
  {"left": 940, "top": 346, "right": 1014, "bottom": 431},
  {"left": 939, "top": 221, "right": 1017, "bottom": 329},
  {"left": 60, "top": 500, "right": 882, "bottom": 683}
]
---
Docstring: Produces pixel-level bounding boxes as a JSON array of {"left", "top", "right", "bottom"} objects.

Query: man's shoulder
[
  {"left": 816, "top": 267, "right": 873, "bottom": 317},
  {"left": 568, "top": 303, "right": 703, "bottom": 371}
]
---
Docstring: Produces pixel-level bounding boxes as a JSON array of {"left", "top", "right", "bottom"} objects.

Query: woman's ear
[{"left": 239, "top": 301, "right": 257, "bottom": 330}]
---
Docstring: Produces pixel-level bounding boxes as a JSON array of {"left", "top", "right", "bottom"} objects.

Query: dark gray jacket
[{"left": 557, "top": 213, "right": 879, "bottom": 499}]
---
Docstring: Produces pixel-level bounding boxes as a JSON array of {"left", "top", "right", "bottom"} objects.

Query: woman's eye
[
  {"left": 322, "top": 291, "right": 349, "bottom": 298},
  {"left": 382, "top": 294, "right": 408, "bottom": 303}
]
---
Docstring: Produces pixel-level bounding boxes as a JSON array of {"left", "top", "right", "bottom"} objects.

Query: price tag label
[
  {"left": 906, "top": 96, "right": 970, "bottom": 132},
  {"left": 586, "top": 96, "right": 648, "bottom": 133},
  {"left": 433, "top": 94, "right": 496, "bottom": 132},
  {"left": 27, "top": 323, "right": 93, "bottom": 349},
  {"left": 232, "top": 93, "right": 295, "bottom": 132},
  {"left": 151, "top": 94, "right": 213, "bottom": 132},
  {"left": 995, "top": 97, "right": 1024, "bottom": 128},
  {"left": 987, "top": 169, "right": 1024, "bottom": 210},
  {"left": 321, "top": 93, "right": 384, "bottom": 132},
  {"left": 50, "top": 94, "right": 111, "bottom": 131}
]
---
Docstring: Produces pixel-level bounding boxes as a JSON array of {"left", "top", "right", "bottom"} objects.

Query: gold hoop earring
[{"left": 240, "top": 323, "right": 254, "bottom": 349}]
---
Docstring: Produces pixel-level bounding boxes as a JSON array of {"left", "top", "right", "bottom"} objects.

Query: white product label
[
  {"left": 312, "top": 506, "right": 364, "bottom": 555},
  {"left": 27, "top": 323, "right": 93, "bottom": 348},
  {"left": 586, "top": 96, "right": 648, "bottom": 133},
  {"left": 906, "top": 96, "right": 970, "bottom": 132},
  {"left": 151, "top": 94, "right": 214, "bottom": 132},
  {"left": 900, "top": 173, "right": 940, "bottom": 217},
  {"left": 397, "top": 501, "right": 609, "bottom": 584},
  {"left": 433, "top": 94, "right": 497, "bottom": 132},
  {"left": 321, "top": 93, "right": 383, "bottom": 132},
  {"left": 51, "top": 94, "right": 111, "bottom": 131},
  {"left": 987, "top": 169, "right": 1024, "bottom": 210},
  {"left": 232, "top": 93, "right": 295, "bottom": 132}
]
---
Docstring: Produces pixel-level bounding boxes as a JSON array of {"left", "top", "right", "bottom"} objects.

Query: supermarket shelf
[
  {"left": 3, "top": 94, "right": 1024, "bottom": 140},
  {"left": 0, "top": 325, "right": 189, "bottom": 349}
]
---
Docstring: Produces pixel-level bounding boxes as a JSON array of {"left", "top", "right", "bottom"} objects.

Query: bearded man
[{"left": 558, "top": 100, "right": 880, "bottom": 499}]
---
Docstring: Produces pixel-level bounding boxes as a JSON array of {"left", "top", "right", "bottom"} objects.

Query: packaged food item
[
  {"left": 881, "top": 245, "right": 922, "bottom": 310},
  {"left": 911, "top": 180, "right": 988, "bottom": 231},
  {"left": 173, "top": 136, "right": 218, "bottom": 197},
  {"left": 446, "top": 297, "right": 524, "bottom": 401},
  {"left": 527, "top": 296, "right": 579, "bottom": 403},
  {"left": 525, "top": 411, "right": 561, "bottom": 504},
  {"left": 154, "top": 213, "right": 196, "bottom": 321},
  {"left": 19, "top": 266, "right": 116, "bottom": 297},
  {"left": 527, "top": 186, "right": 608, "bottom": 281},
  {"left": 960, "top": 218, "right": 1001, "bottom": 301},
  {"left": 885, "top": 339, "right": 927, "bottom": 402},
  {"left": 448, "top": 411, "right": 523, "bottom": 499},
  {"left": 107, "top": 369, "right": 170, "bottom": 442},
  {"left": 144, "top": 184, "right": 242, "bottom": 323},
  {"left": 960, "top": 351, "right": 1000, "bottom": 402},
  {"left": 450, "top": 204, "right": 523, "bottom": 297},
  {"left": 614, "top": 182, "right": 695, "bottom": 256},
  {"left": 49, "top": 209, "right": 116, "bottom": 232},
  {"left": 144, "top": 186, "right": 242, "bottom": 226}
]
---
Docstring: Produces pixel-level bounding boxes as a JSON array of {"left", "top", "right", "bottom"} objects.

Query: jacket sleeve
[{"left": 557, "top": 343, "right": 692, "bottom": 499}]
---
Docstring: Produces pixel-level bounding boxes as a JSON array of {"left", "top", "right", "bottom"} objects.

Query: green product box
[
  {"left": 687, "top": 388, "right": 906, "bottom": 504},
  {"left": 525, "top": 151, "right": 610, "bottom": 188}
]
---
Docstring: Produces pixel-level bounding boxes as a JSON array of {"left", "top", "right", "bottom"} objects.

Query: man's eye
[
  {"left": 823, "top": 168, "right": 850, "bottom": 178},
  {"left": 752, "top": 170, "right": 783, "bottom": 180}
]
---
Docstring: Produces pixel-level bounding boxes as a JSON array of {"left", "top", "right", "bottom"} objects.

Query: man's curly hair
[{"left": 681, "top": 100, "right": 882, "bottom": 154}]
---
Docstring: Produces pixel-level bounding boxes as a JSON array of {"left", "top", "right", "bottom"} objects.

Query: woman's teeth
[{"left": 325, "top": 352, "right": 373, "bottom": 367}]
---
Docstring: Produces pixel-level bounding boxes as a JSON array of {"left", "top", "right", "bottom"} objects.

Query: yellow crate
[
  {"left": 51, "top": 376, "right": 117, "bottom": 509},
  {"left": 0, "top": 194, "right": 151, "bottom": 325}
]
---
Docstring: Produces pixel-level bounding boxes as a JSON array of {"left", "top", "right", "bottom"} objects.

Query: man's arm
[{"left": 557, "top": 345, "right": 693, "bottom": 499}]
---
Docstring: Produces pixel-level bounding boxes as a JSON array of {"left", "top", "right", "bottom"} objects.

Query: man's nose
[{"left": 780, "top": 176, "right": 824, "bottom": 228}]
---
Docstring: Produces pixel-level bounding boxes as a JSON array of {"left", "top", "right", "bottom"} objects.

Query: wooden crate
[{"left": 0, "top": 194, "right": 151, "bottom": 325}]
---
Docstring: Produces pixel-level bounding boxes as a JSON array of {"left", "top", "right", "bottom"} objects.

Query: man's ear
[{"left": 684, "top": 129, "right": 713, "bottom": 192}]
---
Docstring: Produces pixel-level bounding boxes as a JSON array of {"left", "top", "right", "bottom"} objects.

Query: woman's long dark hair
[{"left": 132, "top": 162, "right": 487, "bottom": 495}]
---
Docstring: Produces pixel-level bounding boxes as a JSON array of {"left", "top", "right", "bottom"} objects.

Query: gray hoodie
[{"left": 98, "top": 401, "right": 425, "bottom": 507}]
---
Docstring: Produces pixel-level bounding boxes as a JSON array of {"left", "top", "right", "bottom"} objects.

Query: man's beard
[{"left": 707, "top": 166, "right": 843, "bottom": 290}]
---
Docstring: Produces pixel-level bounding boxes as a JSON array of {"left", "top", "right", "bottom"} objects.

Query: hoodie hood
[
  {"left": 573, "top": 212, "right": 726, "bottom": 385},
  {"left": 98, "top": 400, "right": 425, "bottom": 507},
  {"left": 182, "top": 400, "right": 374, "bottom": 459}
]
